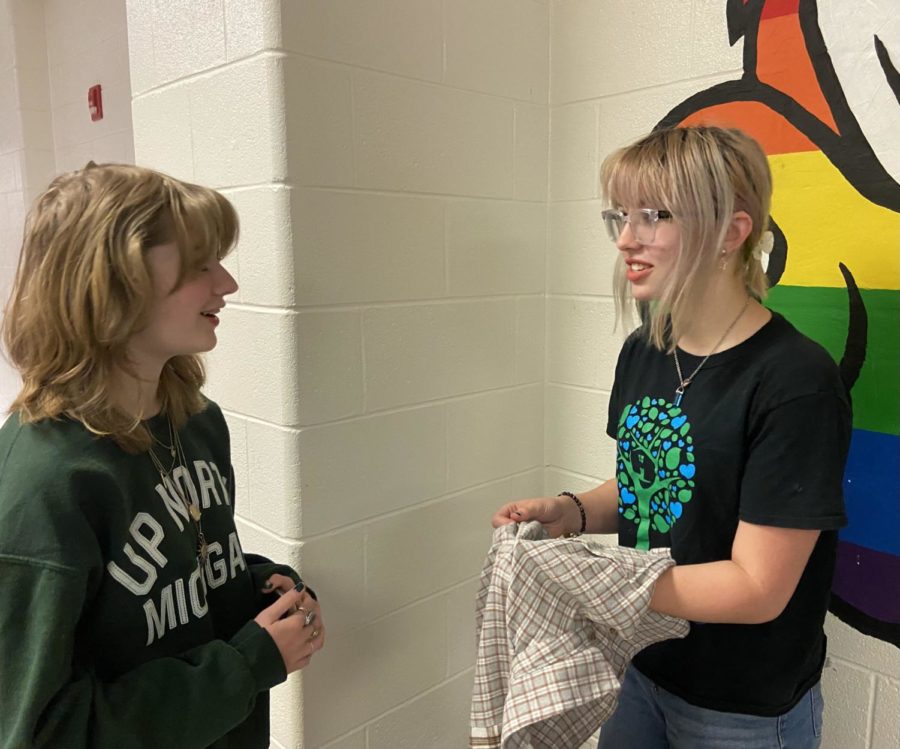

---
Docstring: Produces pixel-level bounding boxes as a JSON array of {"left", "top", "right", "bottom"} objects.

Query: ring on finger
[
  {"left": 294, "top": 605, "right": 308, "bottom": 616},
  {"left": 304, "top": 610, "right": 316, "bottom": 627},
  {"left": 311, "top": 628, "right": 320, "bottom": 640}
]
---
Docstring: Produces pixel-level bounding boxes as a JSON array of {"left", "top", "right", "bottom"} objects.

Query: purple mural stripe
[{"left": 833, "top": 541, "right": 900, "bottom": 623}]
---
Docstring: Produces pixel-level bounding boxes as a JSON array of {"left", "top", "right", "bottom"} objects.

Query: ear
[{"left": 724, "top": 210, "right": 753, "bottom": 253}]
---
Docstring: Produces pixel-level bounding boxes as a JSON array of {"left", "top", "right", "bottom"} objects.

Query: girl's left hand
[{"left": 262, "top": 573, "right": 298, "bottom": 597}]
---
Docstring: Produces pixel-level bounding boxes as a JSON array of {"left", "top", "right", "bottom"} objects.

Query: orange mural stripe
[
  {"left": 756, "top": 14, "right": 838, "bottom": 131},
  {"left": 681, "top": 103, "right": 817, "bottom": 155}
]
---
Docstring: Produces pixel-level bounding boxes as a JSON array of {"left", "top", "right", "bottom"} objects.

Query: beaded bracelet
[{"left": 558, "top": 491, "right": 586, "bottom": 536}]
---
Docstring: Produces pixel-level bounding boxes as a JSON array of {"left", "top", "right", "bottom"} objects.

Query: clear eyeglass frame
[{"left": 601, "top": 208, "right": 672, "bottom": 245}]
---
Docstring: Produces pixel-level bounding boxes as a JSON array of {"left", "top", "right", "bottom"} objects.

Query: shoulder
[
  {"left": 753, "top": 312, "right": 847, "bottom": 403},
  {"left": 0, "top": 415, "right": 119, "bottom": 566},
  {"left": 185, "top": 397, "right": 229, "bottom": 441}
]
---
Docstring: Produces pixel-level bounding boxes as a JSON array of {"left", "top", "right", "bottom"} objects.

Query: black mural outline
[{"left": 655, "top": 0, "right": 899, "bottom": 647}]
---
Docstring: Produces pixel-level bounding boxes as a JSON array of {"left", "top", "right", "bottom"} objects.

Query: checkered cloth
[{"left": 470, "top": 521, "right": 689, "bottom": 749}]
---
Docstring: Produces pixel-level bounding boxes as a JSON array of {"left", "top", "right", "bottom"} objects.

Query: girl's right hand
[
  {"left": 255, "top": 588, "right": 325, "bottom": 674},
  {"left": 491, "top": 496, "right": 581, "bottom": 538}
]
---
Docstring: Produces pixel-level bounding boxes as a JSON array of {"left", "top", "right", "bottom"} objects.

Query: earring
[{"left": 719, "top": 248, "right": 728, "bottom": 271}]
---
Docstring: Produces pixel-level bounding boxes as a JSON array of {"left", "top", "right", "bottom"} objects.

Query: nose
[
  {"left": 215, "top": 262, "right": 239, "bottom": 296},
  {"left": 615, "top": 220, "right": 641, "bottom": 252}
]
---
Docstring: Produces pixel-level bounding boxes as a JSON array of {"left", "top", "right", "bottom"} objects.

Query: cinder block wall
[
  {"left": 281, "top": 2, "right": 549, "bottom": 746},
  {"left": 0, "top": 1, "right": 893, "bottom": 747},
  {"left": 546, "top": 3, "right": 900, "bottom": 748}
]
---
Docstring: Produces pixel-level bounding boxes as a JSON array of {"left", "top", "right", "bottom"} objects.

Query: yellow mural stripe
[{"left": 768, "top": 151, "right": 900, "bottom": 291}]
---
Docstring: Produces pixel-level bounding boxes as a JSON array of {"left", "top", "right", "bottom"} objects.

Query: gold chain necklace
[
  {"left": 147, "top": 418, "right": 208, "bottom": 565},
  {"left": 673, "top": 296, "right": 751, "bottom": 407}
]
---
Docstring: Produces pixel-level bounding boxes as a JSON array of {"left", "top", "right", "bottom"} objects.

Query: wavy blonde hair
[
  {"left": 2, "top": 163, "right": 238, "bottom": 452},
  {"left": 600, "top": 126, "right": 772, "bottom": 350}
]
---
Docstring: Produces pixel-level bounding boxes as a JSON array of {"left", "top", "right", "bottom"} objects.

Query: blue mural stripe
[{"left": 841, "top": 429, "right": 900, "bottom": 555}]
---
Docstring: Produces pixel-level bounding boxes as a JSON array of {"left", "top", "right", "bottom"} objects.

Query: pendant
[
  {"left": 189, "top": 503, "right": 202, "bottom": 522},
  {"left": 198, "top": 533, "right": 208, "bottom": 566},
  {"left": 170, "top": 447, "right": 176, "bottom": 459},
  {"left": 674, "top": 387, "right": 685, "bottom": 407}
]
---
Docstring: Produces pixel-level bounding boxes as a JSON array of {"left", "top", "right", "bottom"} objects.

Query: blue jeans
[{"left": 597, "top": 666, "right": 823, "bottom": 749}]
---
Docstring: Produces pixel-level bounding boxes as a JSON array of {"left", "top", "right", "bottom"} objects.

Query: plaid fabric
[{"left": 470, "top": 521, "right": 689, "bottom": 749}]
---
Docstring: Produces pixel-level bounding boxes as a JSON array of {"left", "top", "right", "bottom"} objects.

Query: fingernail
[
  {"left": 293, "top": 581, "right": 305, "bottom": 593},
  {"left": 262, "top": 581, "right": 273, "bottom": 591}
]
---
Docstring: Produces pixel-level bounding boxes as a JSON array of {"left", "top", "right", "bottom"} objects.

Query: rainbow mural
[{"left": 656, "top": 0, "right": 899, "bottom": 647}]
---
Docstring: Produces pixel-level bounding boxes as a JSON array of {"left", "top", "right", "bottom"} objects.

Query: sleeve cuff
[{"left": 230, "top": 620, "right": 287, "bottom": 692}]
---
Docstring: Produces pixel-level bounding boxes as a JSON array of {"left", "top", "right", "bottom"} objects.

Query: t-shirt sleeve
[{"left": 739, "top": 390, "right": 850, "bottom": 529}]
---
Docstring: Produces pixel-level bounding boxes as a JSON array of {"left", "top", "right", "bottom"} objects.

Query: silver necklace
[
  {"left": 673, "top": 296, "right": 751, "bottom": 407},
  {"left": 147, "top": 418, "right": 207, "bottom": 565}
]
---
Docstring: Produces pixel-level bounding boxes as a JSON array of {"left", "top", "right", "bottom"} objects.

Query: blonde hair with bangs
[
  {"left": 601, "top": 126, "right": 772, "bottom": 350},
  {"left": 2, "top": 162, "right": 238, "bottom": 452}
]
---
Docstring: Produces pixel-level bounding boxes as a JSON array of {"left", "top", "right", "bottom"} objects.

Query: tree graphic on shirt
[{"left": 617, "top": 397, "right": 695, "bottom": 550}]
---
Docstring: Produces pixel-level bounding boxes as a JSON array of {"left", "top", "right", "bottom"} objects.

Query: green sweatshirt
[{"left": 0, "top": 400, "right": 293, "bottom": 749}]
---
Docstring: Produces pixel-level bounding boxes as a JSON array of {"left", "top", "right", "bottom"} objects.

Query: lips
[
  {"left": 625, "top": 259, "right": 654, "bottom": 283},
  {"left": 201, "top": 307, "right": 221, "bottom": 326}
]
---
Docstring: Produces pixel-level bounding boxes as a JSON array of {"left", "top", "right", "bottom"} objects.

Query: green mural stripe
[{"left": 766, "top": 285, "right": 900, "bottom": 436}]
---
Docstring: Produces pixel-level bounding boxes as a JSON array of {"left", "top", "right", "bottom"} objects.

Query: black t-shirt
[{"left": 607, "top": 311, "right": 850, "bottom": 716}]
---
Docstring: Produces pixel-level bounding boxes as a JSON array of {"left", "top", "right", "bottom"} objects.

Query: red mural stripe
[{"left": 760, "top": 0, "right": 801, "bottom": 21}]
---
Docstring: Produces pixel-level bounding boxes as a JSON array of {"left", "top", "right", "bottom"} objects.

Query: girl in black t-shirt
[{"left": 493, "top": 126, "right": 850, "bottom": 748}]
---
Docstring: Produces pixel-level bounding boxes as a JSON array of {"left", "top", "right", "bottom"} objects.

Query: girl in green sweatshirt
[{"left": 0, "top": 163, "right": 323, "bottom": 748}]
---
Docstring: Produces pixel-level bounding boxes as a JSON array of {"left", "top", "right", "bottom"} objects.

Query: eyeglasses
[{"left": 601, "top": 208, "right": 672, "bottom": 245}]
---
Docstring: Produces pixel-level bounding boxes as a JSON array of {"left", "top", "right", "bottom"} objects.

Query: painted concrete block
[
  {"left": 446, "top": 579, "right": 480, "bottom": 676},
  {"left": 508, "top": 468, "right": 545, "bottom": 502},
  {"left": 691, "top": 0, "right": 744, "bottom": 78},
  {"left": 293, "top": 188, "right": 444, "bottom": 305},
  {"left": 545, "top": 384, "right": 615, "bottom": 478},
  {"left": 243, "top": 421, "right": 302, "bottom": 539},
  {"left": 548, "top": 296, "right": 618, "bottom": 389},
  {"left": 224, "top": 0, "right": 281, "bottom": 61},
  {"left": 550, "top": 0, "right": 692, "bottom": 105},
  {"left": 233, "top": 516, "right": 303, "bottom": 577},
  {"left": 446, "top": 199, "right": 545, "bottom": 297},
  {"left": 204, "top": 307, "right": 300, "bottom": 426},
  {"left": 125, "top": 0, "right": 156, "bottom": 95},
  {"left": 516, "top": 295, "right": 545, "bottom": 385},
  {"left": 222, "top": 185, "right": 293, "bottom": 307},
  {"left": 320, "top": 730, "right": 366, "bottom": 749},
  {"left": 298, "top": 526, "right": 366, "bottom": 639},
  {"left": 269, "top": 675, "right": 302, "bottom": 749},
  {"left": 191, "top": 56, "right": 286, "bottom": 186},
  {"left": 872, "top": 676, "right": 900, "bottom": 748},
  {"left": 298, "top": 406, "right": 447, "bottom": 534},
  {"left": 446, "top": 385, "right": 543, "bottom": 491},
  {"left": 821, "top": 657, "right": 873, "bottom": 749},
  {"left": 283, "top": 57, "right": 354, "bottom": 188},
  {"left": 515, "top": 103, "right": 550, "bottom": 202},
  {"left": 363, "top": 300, "right": 517, "bottom": 411},
  {"left": 824, "top": 616, "right": 900, "bottom": 679},
  {"left": 366, "top": 671, "right": 474, "bottom": 749},
  {"left": 364, "top": 481, "right": 503, "bottom": 620},
  {"left": 151, "top": 0, "right": 225, "bottom": 88},
  {"left": 221, "top": 410, "right": 248, "bottom": 510},
  {"left": 132, "top": 84, "right": 194, "bottom": 180},
  {"left": 296, "top": 309, "right": 364, "bottom": 426},
  {"left": 354, "top": 71, "right": 514, "bottom": 198},
  {"left": 301, "top": 597, "right": 447, "bottom": 746},
  {"left": 444, "top": 0, "right": 548, "bottom": 103},
  {"left": 550, "top": 102, "right": 599, "bottom": 202},
  {"left": 549, "top": 199, "right": 618, "bottom": 296},
  {"left": 281, "top": 0, "right": 442, "bottom": 83},
  {"left": 544, "top": 467, "right": 607, "bottom": 498},
  {"left": 596, "top": 73, "right": 742, "bottom": 161}
]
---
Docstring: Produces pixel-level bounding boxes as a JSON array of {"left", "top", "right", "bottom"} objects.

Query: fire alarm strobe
[{"left": 88, "top": 84, "right": 103, "bottom": 122}]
